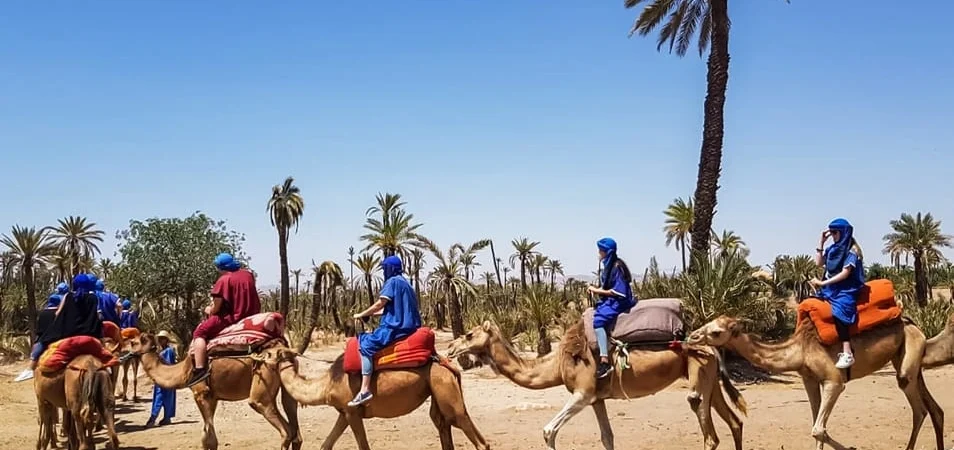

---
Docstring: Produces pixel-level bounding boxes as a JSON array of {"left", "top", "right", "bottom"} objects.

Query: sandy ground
[{"left": 3, "top": 332, "right": 954, "bottom": 450}]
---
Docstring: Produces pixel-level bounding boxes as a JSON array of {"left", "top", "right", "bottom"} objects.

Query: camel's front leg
[
  {"left": 320, "top": 412, "right": 349, "bottom": 450},
  {"left": 686, "top": 362, "right": 719, "bottom": 450},
  {"left": 543, "top": 391, "right": 592, "bottom": 450},
  {"left": 280, "top": 388, "right": 303, "bottom": 450},
  {"left": 345, "top": 411, "right": 372, "bottom": 450},
  {"left": 591, "top": 400, "right": 614, "bottom": 450},
  {"left": 710, "top": 385, "right": 743, "bottom": 450},
  {"left": 194, "top": 390, "right": 220, "bottom": 450},
  {"left": 811, "top": 381, "right": 845, "bottom": 450},
  {"left": 249, "top": 372, "right": 292, "bottom": 450},
  {"left": 801, "top": 376, "right": 822, "bottom": 424}
]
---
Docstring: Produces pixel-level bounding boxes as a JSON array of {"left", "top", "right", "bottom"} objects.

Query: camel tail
[
  {"left": 79, "top": 361, "right": 111, "bottom": 425},
  {"left": 715, "top": 351, "right": 748, "bottom": 416}
]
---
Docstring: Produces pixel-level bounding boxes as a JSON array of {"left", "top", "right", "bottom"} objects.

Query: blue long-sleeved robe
[{"left": 151, "top": 346, "right": 177, "bottom": 419}]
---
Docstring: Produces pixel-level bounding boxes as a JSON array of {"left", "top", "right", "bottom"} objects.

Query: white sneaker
[
  {"left": 14, "top": 369, "right": 34, "bottom": 382},
  {"left": 835, "top": 352, "right": 855, "bottom": 369}
]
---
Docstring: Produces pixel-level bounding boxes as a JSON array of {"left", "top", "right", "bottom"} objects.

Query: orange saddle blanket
[
  {"left": 797, "top": 279, "right": 902, "bottom": 345},
  {"left": 342, "top": 327, "right": 436, "bottom": 374},
  {"left": 38, "top": 335, "right": 119, "bottom": 373}
]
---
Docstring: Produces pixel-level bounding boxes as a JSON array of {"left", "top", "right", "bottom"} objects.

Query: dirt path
[{"left": 3, "top": 334, "right": 954, "bottom": 450}]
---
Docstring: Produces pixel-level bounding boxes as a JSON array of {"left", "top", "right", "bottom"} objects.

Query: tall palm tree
[
  {"left": 883, "top": 212, "right": 952, "bottom": 305},
  {"left": 97, "top": 258, "right": 115, "bottom": 282},
  {"left": 628, "top": 0, "right": 732, "bottom": 267},
  {"left": 353, "top": 253, "right": 381, "bottom": 306},
  {"left": 771, "top": 254, "right": 818, "bottom": 302},
  {"left": 347, "top": 246, "right": 356, "bottom": 308},
  {"left": 410, "top": 248, "right": 425, "bottom": 300},
  {"left": 418, "top": 237, "right": 486, "bottom": 337},
  {"left": 545, "top": 259, "right": 565, "bottom": 290},
  {"left": 47, "top": 216, "right": 104, "bottom": 277},
  {"left": 663, "top": 197, "right": 694, "bottom": 271},
  {"left": 1, "top": 226, "right": 55, "bottom": 340},
  {"left": 479, "top": 272, "right": 496, "bottom": 292},
  {"left": 299, "top": 261, "right": 344, "bottom": 353},
  {"left": 529, "top": 253, "right": 549, "bottom": 286},
  {"left": 711, "top": 229, "right": 748, "bottom": 259},
  {"left": 361, "top": 193, "right": 423, "bottom": 258},
  {"left": 509, "top": 237, "right": 540, "bottom": 291},
  {"left": 267, "top": 176, "right": 305, "bottom": 318}
]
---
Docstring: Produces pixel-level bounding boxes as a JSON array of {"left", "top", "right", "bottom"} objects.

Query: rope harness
[{"left": 608, "top": 337, "right": 686, "bottom": 400}]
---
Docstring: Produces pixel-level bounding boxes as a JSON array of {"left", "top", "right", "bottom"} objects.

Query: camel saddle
[
  {"left": 343, "top": 327, "right": 436, "bottom": 374},
  {"left": 102, "top": 320, "right": 122, "bottom": 345},
  {"left": 797, "top": 278, "right": 902, "bottom": 346},
  {"left": 189, "top": 312, "right": 287, "bottom": 357},
  {"left": 38, "top": 335, "right": 119, "bottom": 373},
  {"left": 582, "top": 298, "right": 685, "bottom": 352}
]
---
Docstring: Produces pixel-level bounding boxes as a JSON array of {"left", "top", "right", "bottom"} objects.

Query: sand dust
[{"left": 2, "top": 331, "right": 953, "bottom": 450}]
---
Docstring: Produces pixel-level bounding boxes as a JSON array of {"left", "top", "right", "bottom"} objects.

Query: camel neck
[
  {"left": 923, "top": 318, "right": 954, "bottom": 369},
  {"left": 278, "top": 361, "right": 330, "bottom": 405},
  {"left": 728, "top": 333, "right": 804, "bottom": 373},
  {"left": 486, "top": 334, "right": 563, "bottom": 390},
  {"left": 140, "top": 351, "right": 193, "bottom": 389}
]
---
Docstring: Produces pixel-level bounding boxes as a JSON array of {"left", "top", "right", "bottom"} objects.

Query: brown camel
[
  {"left": 131, "top": 333, "right": 302, "bottom": 450},
  {"left": 446, "top": 320, "right": 747, "bottom": 450},
  {"left": 34, "top": 354, "right": 119, "bottom": 450},
  {"left": 116, "top": 339, "right": 141, "bottom": 401},
  {"left": 256, "top": 346, "right": 490, "bottom": 450},
  {"left": 687, "top": 315, "right": 944, "bottom": 450},
  {"left": 64, "top": 354, "right": 120, "bottom": 450}
]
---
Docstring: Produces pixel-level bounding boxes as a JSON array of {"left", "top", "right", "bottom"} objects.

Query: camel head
[
  {"left": 131, "top": 332, "right": 159, "bottom": 355},
  {"left": 447, "top": 321, "right": 498, "bottom": 359},
  {"left": 687, "top": 315, "right": 741, "bottom": 347},
  {"left": 250, "top": 346, "right": 299, "bottom": 371}
]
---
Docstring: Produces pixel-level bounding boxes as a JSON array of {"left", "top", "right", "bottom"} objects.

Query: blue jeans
[
  {"left": 30, "top": 342, "right": 46, "bottom": 361},
  {"left": 595, "top": 328, "right": 609, "bottom": 358},
  {"left": 360, "top": 354, "right": 373, "bottom": 376}
]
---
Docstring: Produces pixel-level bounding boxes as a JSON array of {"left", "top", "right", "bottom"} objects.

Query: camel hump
[
  {"left": 797, "top": 279, "right": 901, "bottom": 346},
  {"left": 582, "top": 298, "right": 685, "bottom": 351}
]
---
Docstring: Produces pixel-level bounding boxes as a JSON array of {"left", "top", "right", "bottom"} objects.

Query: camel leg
[
  {"left": 118, "top": 362, "right": 128, "bottom": 401},
  {"left": 101, "top": 394, "right": 120, "bottom": 450},
  {"left": 132, "top": 358, "right": 140, "bottom": 401},
  {"left": 810, "top": 381, "right": 845, "bottom": 450},
  {"left": 710, "top": 385, "right": 743, "bottom": 450},
  {"left": 543, "top": 391, "right": 592, "bottom": 450},
  {"left": 195, "top": 392, "right": 220, "bottom": 450},
  {"left": 686, "top": 358, "right": 719, "bottom": 450},
  {"left": 916, "top": 373, "right": 945, "bottom": 450},
  {"left": 344, "top": 411, "right": 372, "bottom": 450},
  {"left": 280, "top": 388, "right": 303, "bottom": 450},
  {"left": 249, "top": 368, "right": 294, "bottom": 450},
  {"left": 319, "top": 412, "right": 349, "bottom": 450},
  {"left": 801, "top": 376, "right": 822, "bottom": 424},
  {"left": 430, "top": 384, "right": 490, "bottom": 450},
  {"left": 591, "top": 400, "right": 614, "bottom": 450},
  {"left": 36, "top": 400, "right": 55, "bottom": 450},
  {"left": 429, "top": 397, "right": 455, "bottom": 450}
]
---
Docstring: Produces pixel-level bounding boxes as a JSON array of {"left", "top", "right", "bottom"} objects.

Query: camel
[
  {"left": 687, "top": 315, "right": 944, "bottom": 450},
  {"left": 446, "top": 320, "right": 747, "bottom": 450},
  {"left": 255, "top": 345, "right": 490, "bottom": 450},
  {"left": 34, "top": 354, "right": 119, "bottom": 450},
  {"left": 116, "top": 339, "right": 141, "bottom": 401},
  {"left": 130, "top": 333, "right": 302, "bottom": 450},
  {"left": 63, "top": 354, "right": 120, "bottom": 450}
]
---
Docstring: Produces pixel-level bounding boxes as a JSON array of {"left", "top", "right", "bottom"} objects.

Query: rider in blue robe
[
  {"left": 813, "top": 217, "right": 865, "bottom": 369},
  {"left": 587, "top": 237, "right": 636, "bottom": 379}
]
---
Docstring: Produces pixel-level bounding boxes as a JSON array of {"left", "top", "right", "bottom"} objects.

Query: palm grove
[{"left": 2, "top": 1, "right": 952, "bottom": 356}]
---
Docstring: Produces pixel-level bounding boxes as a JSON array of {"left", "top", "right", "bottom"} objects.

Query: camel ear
[
  {"left": 726, "top": 320, "right": 739, "bottom": 334},
  {"left": 482, "top": 321, "right": 491, "bottom": 331}
]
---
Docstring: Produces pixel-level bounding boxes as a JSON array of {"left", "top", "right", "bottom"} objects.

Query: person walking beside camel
[{"left": 146, "top": 331, "right": 177, "bottom": 427}]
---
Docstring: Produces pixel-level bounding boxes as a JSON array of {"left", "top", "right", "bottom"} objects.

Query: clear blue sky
[{"left": 2, "top": 1, "right": 952, "bottom": 287}]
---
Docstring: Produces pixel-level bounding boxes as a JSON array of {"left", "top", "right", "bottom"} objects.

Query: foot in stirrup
[
  {"left": 14, "top": 369, "right": 34, "bottom": 382},
  {"left": 347, "top": 391, "right": 373, "bottom": 407},
  {"left": 186, "top": 368, "right": 210, "bottom": 387},
  {"left": 596, "top": 361, "right": 613, "bottom": 379},
  {"left": 835, "top": 352, "right": 855, "bottom": 369}
]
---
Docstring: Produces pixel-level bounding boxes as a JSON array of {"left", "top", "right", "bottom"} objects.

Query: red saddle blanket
[
  {"left": 343, "top": 327, "right": 436, "bottom": 374},
  {"left": 189, "top": 312, "right": 286, "bottom": 355},
  {"left": 797, "top": 279, "right": 902, "bottom": 345},
  {"left": 38, "top": 335, "right": 118, "bottom": 373}
]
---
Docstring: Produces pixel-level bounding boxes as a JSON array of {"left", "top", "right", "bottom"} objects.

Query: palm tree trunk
[
  {"left": 688, "top": 0, "right": 730, "bottom": 272},
  {"left": 25, "top": 263, "right": 38, "bottom": 341},
  {"left": 520, "top": 259, "right": 527, "bottom": 291},
  {"left": 680, "top": 240, "right": 687, "bottom": 272},
  {"left": 448, "top": 291, "right": 464, "bottom": 338},
  {"left": 914, "top": 252, "right": 928, "bottom": 306},
  {"left": 298, "top": 277, "right": 322, "bottom": 354},
  {"left": 490, "top": 241, "right": 503, "bottom": 287},
  {"left": 365, "top": 274, "right": 374, "bottom": 305},
  {"left": 536, "top": 323, "right": 551, "bottom": 356},
  {"left": 278, "top": 228, "right": 290, "bottom": 318}
]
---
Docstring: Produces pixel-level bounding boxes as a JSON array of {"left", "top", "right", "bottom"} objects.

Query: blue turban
[
  {"left": 597, "top": 237, "right": 619, "bottom": 290},
  {"left": 214, "top": 252, "right": 242, "bottom": 272},
  {"left": 382, "top": 255, "right": 403, "bottom": 280},
  {"left": 56, "top": 282, "right": 69, "bottom": 295},
  {"left": 94, "top": 279, "right": 105, "bottom": 292},
  {"left": 72, "top": 273, "right": 96, "bottom": 297},
  {"left": 47, "top": 294, "right": 61, "bottom": 308},
  {"left": 122, "top": 299, "right": 132, "bottom": 310},
  {"left": 826, "top": 218, "right": 855, "bottom": 274},
  {"left": 597, "top": 237, "right": 617, "bottom": 255}
]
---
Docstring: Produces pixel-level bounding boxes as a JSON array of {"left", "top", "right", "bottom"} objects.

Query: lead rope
[{"left": 610, "top": 338, "right": 632, "bottom": 400}]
